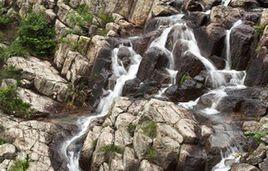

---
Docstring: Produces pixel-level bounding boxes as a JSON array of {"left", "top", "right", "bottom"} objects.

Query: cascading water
[
  {"left": 62, "top": 11, "right": 247, "bottom": 170},
  {"left": 62, "top": 44, "right": 142, "bottom": 171},
  {"left": 225, "top": 20, "right": 243, "bottom": 70},
  {"left": 222, "top": 0, "right": 232, "bottom": 6}
]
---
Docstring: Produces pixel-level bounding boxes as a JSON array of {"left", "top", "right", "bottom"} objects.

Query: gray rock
[{"left": 0, "top": 144, "right": 16, "bottom": 161}]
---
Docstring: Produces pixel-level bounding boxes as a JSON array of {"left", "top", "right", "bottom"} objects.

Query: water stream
[
  {"left": 63, "top": 13, "right": 246, "bottom": 171},
  {"left": 62, "top": 45, "right": 142, "bottom": 171}
]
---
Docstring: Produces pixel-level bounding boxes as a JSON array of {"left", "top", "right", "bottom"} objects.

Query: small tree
[{"left": 18, "top": 12, "right": 56, "bottom": 57}]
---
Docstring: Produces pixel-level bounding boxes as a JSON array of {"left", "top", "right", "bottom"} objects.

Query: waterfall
[
  {"left": 225, "top": 20, "right": 243, "bottom": 70},
  {"left": 62, "top": 12, "right": 247, "bottom": 170},
  {"left": 62, "top": 45, "right": 142, "bottom": 171},
  {"left": 222, "top": 0, "right": 232, "bottom": 6}
]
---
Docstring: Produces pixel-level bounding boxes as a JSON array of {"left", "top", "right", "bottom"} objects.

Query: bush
[
  {"left": 18, "top": 12, "right": 56, "bottom": 57},
  {"left": 0, "top": 86, "right": 33, "bottom": 118},
  {"left": 254, "top": 25, "right": 266, "bottom": 37},
  {"left": 0, "top": 40, "right": 27, "bottom": 63},
  {"left": 98, "top": 12, "right": 114, "bottom": 27},
  {"left": 0, "top": 3, "right": 12, "bottom": 26},
  {"left": 141, "top": 121, "right": 157, "bottom": 138},
  {"left": 0, "top": 138, "right": 6, "bottom": 145},
  {"left": 9, "top": 158, "right": 29, "bottom": 171},
  {"left": 145, "top": 147, "right": 157, "bottom": 161},
  {"left": 0, "top": 66, "right": 22, "bottom": 83},
  {"left": 245, "top": 131, "right": 268, "bottom": 144},
  {"left": 100, "top": 144, "right": 124, "bottom": 156},
  {"left": 68, "top": 4, "right": 93, "bottom": 28}
]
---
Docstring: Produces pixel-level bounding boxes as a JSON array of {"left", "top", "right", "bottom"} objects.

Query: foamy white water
[
  {"left": 223, "top": 0, "right": 232, "bottom": 6},
  {"left": 225, "top": 20, "right": 243, "bottom": 70},
  {"left": 62, "top": 45, "right": 142, "bottom": 171}
]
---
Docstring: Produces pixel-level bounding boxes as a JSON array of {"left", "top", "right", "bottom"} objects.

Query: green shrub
[
  {"left": 141, "top": 121, "right": 157, "bottom": 138},
  {"left": 145, "top": 147, "right": 157, "bottom": 161},
  {"left": 98, "top": 12, "right": 114, "bottom": 27},
  {"left": 254, "top": 25, "right": 266, "bottom": 37},
  {"left": 100, "top": 144, "right": 124, "bottom": 156},
  {"left": 0, "top": 66, "right": 22, "bottom": 83},
  {"left": 18, "top": 12, "right": 56, "bottom": 57},
  {"left": 245, "top": 131, "right": 268, "bottom": 144},
  {"left": 0, "top": 138, "right": 6, "bottom": 145},
  {"left": 0, "top": 40, "right": 27, "bottom": 62},
  {"left": 0, "top": 86, "right": 33, "bottom": 118},
  {"left": 8, "top": 158, "right": 29, "bottom": 171},
  {"left": 179, "top": 73, "right": 192, "bottom": 86},
  {"left": 68, "top": 4, "right": 93, "bottom": 28},
  {"left": 0, "top": 3, "right": 12, "bottom": 26}
]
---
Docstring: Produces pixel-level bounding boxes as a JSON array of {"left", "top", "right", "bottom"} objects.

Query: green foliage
[
  {"left": 98, "top": 12, "right": 114, "bottom": 27},
  {"left": 0, "top": 86, "right": 33, "bottom": 118},
  {"left": 0, "top": 40, "right": 27, "bottom": 62},
  {"left": 68, "top": 4, "right": 93, "bottom": 28},
  {"left": 0, "top": 66, "right": 22, "bottom": 83},
  {"left": 145, "top": 147, "right": 157, "bottom": 161},
  {"left": 141, "top": 121, "right": 157, "bottom": 138},
  {"left": 8, "top": 158, "right": 29, "bottom": 171},
  {"left": 100, "top": 144, "right": 124, "bottom": 156},
  {"left": 60, "top": 37, "right": 88, "bottom": 55},
  {"left": 18, "top": 12, "right": 56, "bottom": 57},
  {"left": 245, "top": 131, "right": 268, "bottom": 144},
  {"left": 128, "top": 123, "right": 136, "bottom": 136},
  {"left": 254, "top": 25, "right": 266, "bottom": 37},
  {"left": 179, "top": 73, "right": 192, "bottom": 86},
  {"left": 0, "top": 138, "right": 6, "bottom": 145},
  {"left": 0, "top": 3, "right": 12, "bottom": 26}
]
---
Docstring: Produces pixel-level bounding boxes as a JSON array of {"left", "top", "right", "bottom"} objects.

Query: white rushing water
[
  {"left": 62, "top": 12, "right": 246, "bottom": 170},
  {"left": 225, "top": 20, "right": 243, "bottom": 70},
  {"left": 177, "top": 19, "right": 246, "bottom": 170},
  {"left": 222, "top": 0, "right": 232, "bottom": 6},
  {"left": 62, "top": 45, "right": 142, "bottom": 171}
]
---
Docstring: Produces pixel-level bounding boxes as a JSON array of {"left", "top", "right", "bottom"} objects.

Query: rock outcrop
[{"left": 80, "top": 97, "right": 207, "bottom": 171}]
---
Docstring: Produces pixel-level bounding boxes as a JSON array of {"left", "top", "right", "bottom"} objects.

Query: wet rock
[
  {"left": 137, "top": 47, "right": 169, "bottom": 82},
  {"left": 177, "top": 144, "right": 207, "bottom": 171},
  {"left": 229, "top": 24, "right": 257, "bottom": 70},
  {"left": 246, "top": 143, "right": 266, "bottom": 165},
  {"left": 174, "top": 40, "right": 205, "bottom": 82},
  {"left": 183, "top": 0, "right": 204, "bottom": 11},
  {"left": 210, "top": 5, "right": 244, "bottom": 28},
  {"left": 259, "top": 157, "right": 268, "bottom": 171},
  {"left": 242, "top": 121, "right": 260, "bottom": 132},
  {"left": 230, "top": 0, "right": 260, "bottom": 8},
  {"left": 231, "top": 163, "right": 260, "bottom": 171},
  {"left": 245, "top": 25, "right": 268, "bottom": 86}
]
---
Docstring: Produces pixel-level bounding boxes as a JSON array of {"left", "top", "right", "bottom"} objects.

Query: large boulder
[
  {"left": 80, "top": 97, "right": 206, "bottom": 170},
  {"left": 210, "top": 5, "right": 244, "bottom": 28},
  {"left": 6, "top": 57, "right": 69, "bottom": 102},
  {"left": 229, "top": 24, "right": 257, "bottom": 70},
  {"left": 245, "top": 26, "right": 268, "bottom": 86},
  {"left": 0, "top": 112, "right": 63, "bottom": 170}
]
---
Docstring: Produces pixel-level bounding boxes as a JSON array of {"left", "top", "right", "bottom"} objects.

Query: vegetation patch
[
  {"left": 254, "top": 25, "right": 266, "bottom": 37},
  {"left": 0, "top": 66, "right": 22, "bottom": 83},
  {"left": 0, "top": 40, "right": 27, "bottom": 63},
  {"left": 141, "top": 120, "right": 157, "bottom": 138},
  {"left": 145, "top": 146, "right": 157, "bottom": 161},
  {"left": 8, "top": 158, "right": 29, "bottom": 171},
  {"left": 128, "top": 123, "right": 136, "bottom": 137},
  {"left": 18, "top": 12, "right": 56, "bottom": 57},
  {"left": 68, "top": 4, "right": 93, "bottom": 28},
  {"left": 244, "top": 131, "right": 268, "bottom": 144},
  {"left": 0, "top": 3, "right": 13, "bottom": 26},
  {"left": 98, "top": 11, "right": 114, "bottom": 27},
  {"left": 100, "top": 144, "right": 124, "bottom": 156},
  {"left": 179, "top": 73, "right": 192, "bottom": 86},
  {"left": 0, "top": 86, "right": 33, "bottom": 118},
  {"left": 0, "top": 138, "right": 6, "bottom": 145}
]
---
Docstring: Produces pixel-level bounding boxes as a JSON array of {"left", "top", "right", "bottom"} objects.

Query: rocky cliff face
[{"left": 0, "top": 0, "right": 268, "bottom": 171}]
